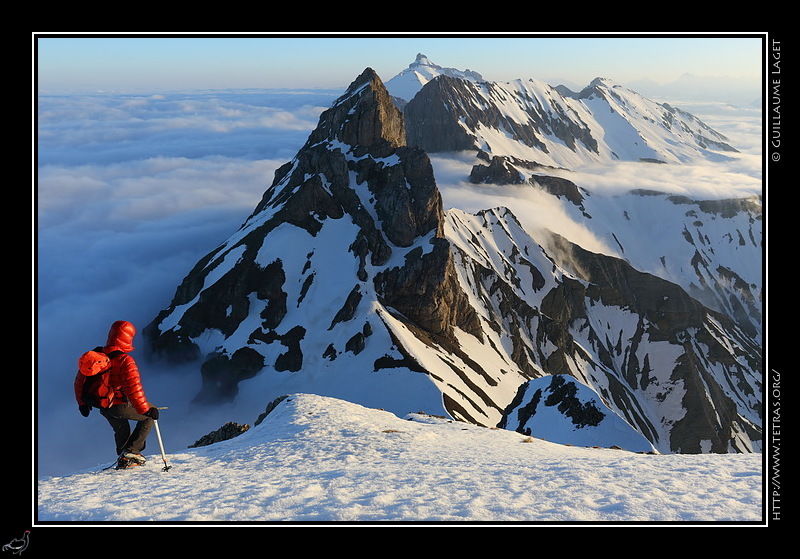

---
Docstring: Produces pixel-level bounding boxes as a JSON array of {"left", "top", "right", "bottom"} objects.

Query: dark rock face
[
  {"left": 468, "top": 154, "right": 588, "bottom": 213},
  {"left": 469, "top": 155, "right": 524, "bottom": 185},
  {"left": 403, "top": 76, "right": 479, "bottom": 152},
  {"left": 189, "top": 422, "right": 250, "bottom": 448},
  {"left": 350, "top": 144, "right": 443, "bottom": 247},
  {"left": 145, "top": 256, "right": 287, "bottom": 366},
  {"left": 497, "top": 375, "right": 657, "bottom": 453},
  {"left": 527, "top": 174, "right": 585, "bottom": 208},
  {"left": 543, "top": 375, "right": 606, "bottom": 428},
  {"left": 405, "top": 74, "right": 740, "bottom": 169},
  {"left": 405, "top": 75, "right": 597, "bottom": 156},
  {"left": 304, "top": 67, "right": 406, "bottom": 155},
  {"left": 375, "top": 238, "right": 481, "bottom": 340}
]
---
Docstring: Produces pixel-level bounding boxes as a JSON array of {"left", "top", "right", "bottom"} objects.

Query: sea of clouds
[{"left": 36, "top": 89, "right": 342, "bottom": 476}]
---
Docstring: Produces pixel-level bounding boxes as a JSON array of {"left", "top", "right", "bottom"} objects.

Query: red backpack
[{"left": 78, "top": 347, "right": 123, "bottom": 408}]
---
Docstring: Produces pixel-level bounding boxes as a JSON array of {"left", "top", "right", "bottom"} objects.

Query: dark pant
[{"left": 99, "top": 403, "right": 154, "bottom": 455}]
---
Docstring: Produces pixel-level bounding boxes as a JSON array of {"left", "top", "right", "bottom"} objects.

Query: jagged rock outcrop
[
  {"left": 404, "top": 74, "right": 597, "bottom": 159},
  {"left": 469, "top": 153, "right": 587, "bottom": 212},
  {"left": 404, "top": 75, "right": 484, "bottom": 153},
  {"left": 469, "top": 155, "right": 524, "bottom": 185},
  {"left": 302, "top": 67, "right": 405, "bottom": 157},
  {"left": 540, "top": 232, "right": 761, "bottom": 453},
  {"left": 189, "top": 422, "right": 251, "bottom": 448}
]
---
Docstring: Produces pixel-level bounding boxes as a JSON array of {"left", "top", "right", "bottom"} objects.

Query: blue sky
[{"left": 35, "top": 33, "right": 765, "bottom": 93}]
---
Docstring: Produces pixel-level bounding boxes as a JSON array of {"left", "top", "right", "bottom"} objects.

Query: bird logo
[{"left": 2, "top": 531, "right": 29, "bottom": 555}]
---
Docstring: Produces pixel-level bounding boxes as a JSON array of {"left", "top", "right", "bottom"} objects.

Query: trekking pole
[{"left": 153, "top": 419, "right": 172, "bottom": 472}]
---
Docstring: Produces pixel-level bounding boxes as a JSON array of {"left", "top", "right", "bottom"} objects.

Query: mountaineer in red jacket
[{"left": 74, "top": 320, "right": 160, "bottom": 469}]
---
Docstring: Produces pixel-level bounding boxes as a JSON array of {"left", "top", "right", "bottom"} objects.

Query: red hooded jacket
[{"left": 74, "top": 321, "right": 152, "bottom": 415}]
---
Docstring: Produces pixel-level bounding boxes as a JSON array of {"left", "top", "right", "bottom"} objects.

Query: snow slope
[{"left": 37, "top": 393, "right": 762, "bottom": 524}]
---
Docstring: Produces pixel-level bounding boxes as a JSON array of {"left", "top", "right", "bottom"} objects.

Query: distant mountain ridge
[
  {"left": 398, "top": 59, "right": 761, "bottom": 344},
  {"left": 144, "top": 57, "right": 762, "bottom": 455},
  {"left": 403, "top": 74, "right": 738, "bottom": 170},
  {"left": 385, "top": 53, "right": 484, "bottom": 106}
]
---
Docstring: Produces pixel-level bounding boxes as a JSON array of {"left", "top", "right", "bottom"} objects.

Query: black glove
[
  {"left": 145, "top": 407, "right": 159, "bottom": 420},
  {"left": 79, "top": 405, "right": 91, "bottom": 417}
]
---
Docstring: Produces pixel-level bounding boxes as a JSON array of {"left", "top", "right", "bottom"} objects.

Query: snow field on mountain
[{"left": 37, "top": 394, "right": 762, "bottom": 523}]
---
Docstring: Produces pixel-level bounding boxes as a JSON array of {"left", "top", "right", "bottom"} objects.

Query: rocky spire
[{"left": 304, "top": 67, "right": 406, "bottom": 156}]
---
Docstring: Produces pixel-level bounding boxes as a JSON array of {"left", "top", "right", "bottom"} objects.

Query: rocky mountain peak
[
  {"left": 304, "top": 67, "right": 405, "bottom": 157},
  {"left": 413, "top": 52, "right": 431, "bottom": 66},
  {"left": 385, "top": 54, "right": 485, "bottom": 103},
  {"left": 144, "top": 66, "right": 481, "bottom": 402}
]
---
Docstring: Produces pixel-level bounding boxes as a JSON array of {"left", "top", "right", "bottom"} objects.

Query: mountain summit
[
  {"left": 144, "top": 62, "right": 761, "bottom": 455},
  {"left": 385, "top": 53, "right": 484, "bottom": 103},
  {"left": 302, "top": 67, "right": 406, "bottom": 154}
]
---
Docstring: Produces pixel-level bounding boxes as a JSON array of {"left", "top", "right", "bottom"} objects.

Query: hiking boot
[
  {"left": 115, "top": 452, "right": 146, "bottom": 469},
  {"left": 122, "top": 452, "right": 146, "bottom": 465},
  {"left": 115, "top": 457, "right": 139, "bottom": 470}
]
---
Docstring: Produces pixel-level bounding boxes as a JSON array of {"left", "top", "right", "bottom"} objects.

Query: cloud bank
[{"left": 36, "top": 89, "right": 338, "bottom": 476}]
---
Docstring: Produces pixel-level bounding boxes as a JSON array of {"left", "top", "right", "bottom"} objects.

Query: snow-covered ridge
[
  {"left": 37, "top": 393, "right": 762, "bottom": 523},
  {"left": 404, "top": 71, "right": 739, "bottom": 170},
  {"left": 442, "top": 204, "right": 761, "bottom": 454},
  {"left": 385, "top": 52, "right": 484, "bottom": 103}
]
